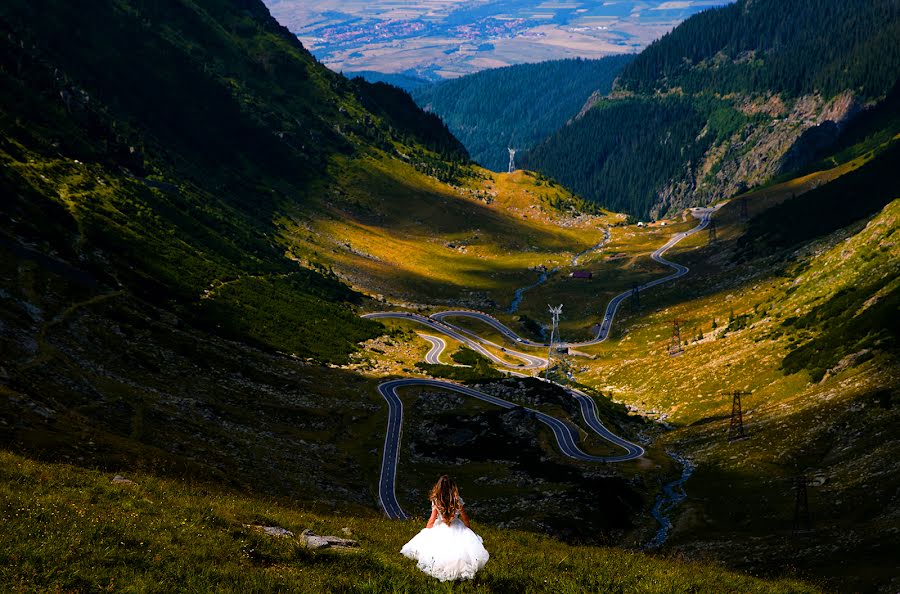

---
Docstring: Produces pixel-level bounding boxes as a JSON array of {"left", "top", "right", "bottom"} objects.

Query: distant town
[
  {"left": 314, "top": 17, "right": 531, "bottom": 50},
  {"left": 265, "top": 0, "right": 732, "bottom": 78}
]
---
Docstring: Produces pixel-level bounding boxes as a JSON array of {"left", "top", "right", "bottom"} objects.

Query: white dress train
[{"left": 400, "top": 499, "right": 489, "bottom": 581}]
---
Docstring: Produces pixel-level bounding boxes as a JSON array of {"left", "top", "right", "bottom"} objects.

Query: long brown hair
[{"left": 429, "top": 475, "right": 461, "bottom": 526}]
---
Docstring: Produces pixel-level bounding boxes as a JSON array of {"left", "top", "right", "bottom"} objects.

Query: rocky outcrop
[
  {"left": 300, "top": 529, "right": 358, "bottom": 550},
  {"left": 651, "top": 92, "right": 862, "bottom": 219},
  {"left": 574, "top": 90, "right": 604, "bottom": 121},
  {"left": 245, "top": 524, "right": 295, "bottom": 538}
]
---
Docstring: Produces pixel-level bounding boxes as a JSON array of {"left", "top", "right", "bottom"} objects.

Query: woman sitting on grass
[{"left": 400, "top": 475, "right": 489, "bottom": 581}]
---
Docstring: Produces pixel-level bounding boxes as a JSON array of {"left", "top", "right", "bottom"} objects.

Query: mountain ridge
[
  {"left": 411, "top": 56, "right": 632, "bottom": 172},
  {"left": 520, "top": 0, "right": 900, "bottom": 218}
]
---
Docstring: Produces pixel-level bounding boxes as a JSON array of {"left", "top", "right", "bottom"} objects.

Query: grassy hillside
[
  {"left": 0, "top": 451, "right": 822, "bottom": 593},
  {"left": 0, "top": 0, "right": 477, "bottom": 363},
  {"left": 338, "top": 125, "right": 900, "bottom": 591},
  {"left": 283, "top": 164, "right": 619, "bottom": 310},
  {"left": 739, "top": 140, "right": 900, "bottom": 257},
  {"left": 571, "top": 195, "right": 899, "bottom": 592},
  {"left": 2, "top": 0, "right": 897, "bottom": 592},
  {"left": 520, "top": 0, "right": 900, "bottom": 218}
]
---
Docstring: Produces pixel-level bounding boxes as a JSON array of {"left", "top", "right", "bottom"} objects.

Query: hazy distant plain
[{"left": 264, "top": 0, "right": 731, "bottom": 79}]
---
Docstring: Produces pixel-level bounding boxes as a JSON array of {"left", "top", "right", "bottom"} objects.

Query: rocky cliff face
[{"left": 651, "top": 92, "right": 861, "bottom": 219}]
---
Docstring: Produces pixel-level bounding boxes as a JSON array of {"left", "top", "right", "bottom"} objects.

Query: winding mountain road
[
  {"left": 419, "top": 334, "right": 448, "bottom": 364},
  {"left": 367, "top": 207, "right": 718, "bottom": 518},
  {"left": 431, "top": 206, "right": 718, "bottom": 348},
  {"left": 376, "top": 378, "right": 644, "bottom": 519},
  {"left": 363, "top": 311, "right": 546, "bottom": 369}
]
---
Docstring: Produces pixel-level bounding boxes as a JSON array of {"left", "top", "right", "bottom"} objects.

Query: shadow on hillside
[
  {"left": 666, "top": 442, "right": 899, "bottom": 593},
  {"left": 0, "top": 248, "right": 389, "bottom": 516}
]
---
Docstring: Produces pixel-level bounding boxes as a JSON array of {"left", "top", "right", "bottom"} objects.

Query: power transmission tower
[
  {"left": 708, "top": 219, "right": 717, "bottom": 244},
  {"left": 508, "top": 147, "right": 516, "bottom": 173},
  {"left": 631, "top": 283, "right": 640, "bottom": 308},
  {"left": 546, "top": 304, "right": 566, "bottom": 382},
  {"left": 740, "top": 198, "right": 749, "bottom": 221},
  {"left": 728, "top": 391, "right": 751, "bottom": 441},
  {"left": 668, "top": 319, "right": 684, "bottom": 357},
  {"left": 792, "top": 476, "right": 812, "bottom": 533}
]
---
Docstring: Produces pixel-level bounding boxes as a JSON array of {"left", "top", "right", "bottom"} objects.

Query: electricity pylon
[
  {"left": 546, "top": 304, "right": 565, "bottom": 381},
  {"left": 728, "top": 391, "right": 751, "bottom": 441},
  {"left": 669, "top": 319, "right": 684, "bottom": 357},
  {"left": 793, "top": 476, "right": 812, "bottom": 533}
]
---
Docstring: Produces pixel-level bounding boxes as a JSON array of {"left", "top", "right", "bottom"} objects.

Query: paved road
[
  {"left": 377, "top": 380, "right": 409, "bottom": 519},
  {"left": 419, "top": 334, "right": 447, "bottom": 364},
  {"left": 567, "top": 385, "right": 645, "bottom": 461},
  {"left": 431, "top": 207, "right": 719, "bottom": 348},
  {"left": 369, "top": 209, "right": 717, "bottom": 517},
  {"left": 376, "top": 378, "right": 644, "bottom": 519},
  {"left": 363, "top": 311, "right": 547, "bottom": 369}
]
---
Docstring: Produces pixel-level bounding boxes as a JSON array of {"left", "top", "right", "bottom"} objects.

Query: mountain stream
[
  {"left": 646, "top": 452, "right": 695, "bottom": 549},
  {"left": 507, "top": 228, "right": 611, "bottom": 313}
]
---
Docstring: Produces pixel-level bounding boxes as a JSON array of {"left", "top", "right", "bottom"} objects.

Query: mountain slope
[
  {"left": 0, "top": 0, "right": 469, "bottom": 363},
  {"left": 2, "top": 1, "right": 898, "bottom": 592},
  {"left": 0, "top": 0, "right": 625, "bottom": 532},
  {"left": 346, "top": 70, "right": 432, "bottom": 92},
  {"left": 412, "top": 56, "right": 632, "bottom": 171},
  {"left": 0, "top": 0, "right": 465, "bottom": 512},
  {"left": 520, "top": 0, "right": 900, "bottom": 218}
]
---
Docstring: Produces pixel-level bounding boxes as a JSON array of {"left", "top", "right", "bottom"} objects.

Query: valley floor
[{"left": 343, "top": 180, "right": 899, "bottom": 592}]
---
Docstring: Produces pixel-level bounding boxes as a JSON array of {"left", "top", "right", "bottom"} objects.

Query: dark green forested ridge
[
  {"left": 351, "top": 78, "right": 469, "bottom": 162},
  {"left": 412, "top": 56, "right": 632, "bottom": 171},
  {"left": 521, "top": 96, "right": 757, "bottom": 216},
  {"left": 618, "top": 0, "right": 900, "bottom": 99},
  {"left": 520, "top": 0, "right": 900, "bottom": 219},
  {"left": 346, "top": 69, "right": 432, "bottom": 92}
]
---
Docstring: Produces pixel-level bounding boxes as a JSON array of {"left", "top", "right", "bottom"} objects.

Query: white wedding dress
[{"left": 400, "top": 498, "right": 489, "bottom": 581}]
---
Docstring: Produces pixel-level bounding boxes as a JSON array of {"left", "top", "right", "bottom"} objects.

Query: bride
[{"left": 400, "top": 475, "right": 489, "bottom": 581}]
